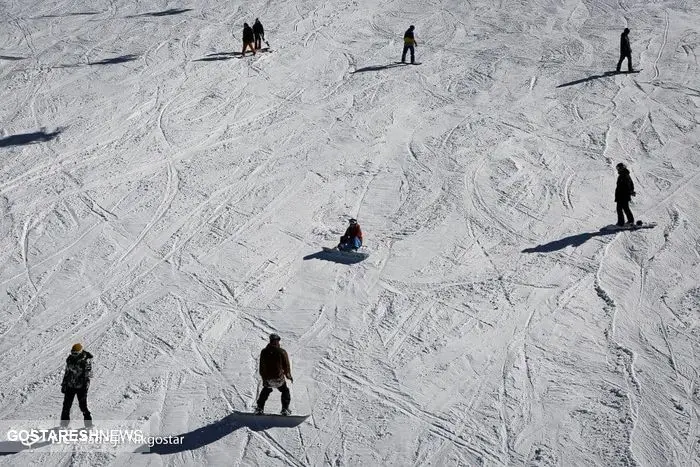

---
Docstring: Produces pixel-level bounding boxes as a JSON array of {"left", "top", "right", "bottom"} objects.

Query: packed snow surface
[{"left": 1, "top": 0, "right": 699, "bottom": 464}]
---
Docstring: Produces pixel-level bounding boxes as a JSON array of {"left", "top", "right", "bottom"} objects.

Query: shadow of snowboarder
[
  {"left": 352, "top": 63, "right": 408, "bottom": 73},
  {"left": 130, "top": 8, "right": 193, "bottom": 17},
  {"left": 557, "top": 70, "right": 639, "bottom": 88},
  {"left": 89, "top": 54, "right": 139, "bottom": 65},
  {"left": 136, "top": 412, "right": 304, "bottom": 455},
  {"left": 521, "top": 229, "right": 617, "bottom": 253},
  {"left": 0, "top": 129, "right": 61, "bottom": 148}
]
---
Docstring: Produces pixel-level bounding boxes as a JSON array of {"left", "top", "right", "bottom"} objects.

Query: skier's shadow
[
  {"left": 352, "top": 63, "right": 408, "bottom": 73},
  {"left": 0, "top": 129, "right": 61, "bottom": 147},
  {"left": 194, "top": 52, "right": 240, "bottom": 62},
  {"left": 521, "top": 228, "right": 616, "bottom": 253},
  {"left": 136, "top": 413, "right": 301, "bottom": 455},
  {"left": 0, "top": 429, "right": 60, "bottom": 456},
  {"left": 303, "top": 250, "right": 367, "bottom": 264},
  {"left": 128, "top": 8, "right": 193, "bottom": 18},
  {"left": 557, "top": 70, "right": 639, "bottom": 88},
  {"left": 89, "top": 54, "right": 139, "bottom": 65}
]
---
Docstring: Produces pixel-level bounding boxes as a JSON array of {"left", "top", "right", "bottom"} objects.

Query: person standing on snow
[
  {"left": 402, "top": 25, "right": 417, "bottom": 64},
  {"left": 255, "top": 334, "right": 293, "bottom": 415},
  {"left": 253, "top": 18, "right": 265, "bottom": 50},
  {"left": 616, "top": 28, "right": 633, "bottom": 72},
  {"left": 338, "top": 218, "right": 363, "bottom": 251},
  {"left": 615, "top": 162, "right": 635, "bottom": 226},
  {"left": 242, "top": 22, "right": 256, "bottom": 56},
  {"left": 60, "top": 343, "right": 93, "bottom": 427}
]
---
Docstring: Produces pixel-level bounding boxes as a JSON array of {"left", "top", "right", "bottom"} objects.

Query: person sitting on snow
[{"left": 338, "top": 218, "right": 363, "bottom": 251}]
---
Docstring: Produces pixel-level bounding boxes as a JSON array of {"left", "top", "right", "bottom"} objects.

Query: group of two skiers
[{"left": 241, "top": 18, "right": 266, "bottom": 56}]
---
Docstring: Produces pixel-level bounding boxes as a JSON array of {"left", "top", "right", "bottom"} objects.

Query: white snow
[{"left": 1, "top": 0, "right": 699, "bottom": 464}]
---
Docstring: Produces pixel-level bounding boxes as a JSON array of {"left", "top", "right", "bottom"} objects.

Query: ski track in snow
[{"left": 1, "top": 0, "right": 700, "bottom": 465}]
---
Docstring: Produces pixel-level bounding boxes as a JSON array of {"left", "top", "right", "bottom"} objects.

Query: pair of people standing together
[{"left": 242, "top": 18, "right": 266, "bottom": 56}]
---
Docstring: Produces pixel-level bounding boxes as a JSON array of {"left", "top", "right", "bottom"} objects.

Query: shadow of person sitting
[
  {"left": 137, "top": 412, "right": 304, "bottom": 455},
  {"left": 521, "top": 228, "right": 616, "bottom": 253},
  {"left": 303, "top": 250, "right": 367, "bottom": 264},
  {"left": 0, "top": 129, "right": 61, "bottom": 148}
]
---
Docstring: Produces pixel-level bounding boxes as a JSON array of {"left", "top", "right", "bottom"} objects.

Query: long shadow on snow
[
  {"left": 303, "top": 250, "right": 366, "bottom": 265},
  {"left": 0, "top": 439, "right": 55, "bottom": 456},
  {"left": 37, "top": 11, "right": 103, "bottom": 18},
  {"left": 0, "top": 129, "right": 61, "bottom": 148},
  {"left": 135, "top": 412, "right": 303, "bottom": 455},
  {"left": 195, "top": 48, "right": 272, "bottom": 62},
  {"left": 521, "top": 228, "right": 617, "bottom": 253},
  {"left": 557, "top": 70, "right": 639, "bottom": 88},
  {"left": 194, "top": 52, "right": 239, "bottom": 62},
  {"left": 352, "top": 63, "right": 408, "bottom": 73},
  {"left": 129, "top": 8, "right": 193, "bottom": 17},
  {"left": 0, "top": 428, "right": 61, "bottom": 456},
  {"left": 89, "top": 54, "right": 139, "bottom": 65}
]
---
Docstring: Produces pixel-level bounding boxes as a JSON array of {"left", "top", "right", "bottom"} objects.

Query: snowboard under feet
[{"left": 603, "top": 221, "right": 656, "bottom": 231}]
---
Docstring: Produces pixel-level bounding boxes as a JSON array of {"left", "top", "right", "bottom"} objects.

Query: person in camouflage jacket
[{"left": 60, "top": 343, "right": 93, "bottom": 427}]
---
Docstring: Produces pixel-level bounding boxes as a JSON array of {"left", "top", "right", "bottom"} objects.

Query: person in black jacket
[
  {"left": 242, "top": 23, "right": 255, "bottom": 56},
  {"left": 615, "top": 163, "right": 635, "bottom": 226},
  {"left": 60, "top": 343, "right": 93, "bottom": 427},
  {"left": 402, "top": 25, "right": 417, "bottom": 64},
  {"left": 616, "top": 28, "right": 632, "bottom": 72},
  {"left": 253, "top": 18, "right": 265, "bottom": 50}
]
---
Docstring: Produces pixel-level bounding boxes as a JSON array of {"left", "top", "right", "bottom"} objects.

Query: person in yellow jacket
[{"left": 401, "top": 25, "right": 417, "bottom": 64}]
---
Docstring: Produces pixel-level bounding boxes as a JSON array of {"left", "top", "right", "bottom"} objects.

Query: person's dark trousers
[
  {"left": 402, "top": 45, "right": 415, "bottom": 64},
  {"left": 616, "top": 201, "right": 634, "bottom": 225},
  {"left": 61, "top": 388, "right": 92, "bottom": 424},
  {"left": 257, "top": 383, "right": 291, "bottom": 410},
  {"left": 254, "top": 35, "right": 262, "bottom": 50},
  {"left": 616, "top": 53, "right": 632, "bottom": 72}
]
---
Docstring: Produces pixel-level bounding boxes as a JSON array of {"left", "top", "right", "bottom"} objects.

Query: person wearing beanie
[
  {"left": 242, "top": 22, "right": 256, "bottom": 56},
  {"left": 616, "top": 28, "right": 633, "bottom": 72},
  {"left": 60, "top": 343, "right": 93, "bottom": 427},
  {"left": 401, "top": 25, "right": 417, "bottom": 64},
  {"left": 337, "top": 218, "right": 363, "bottom": 251},
  {"left": 255, "top": 334, "right": 293, "bottom": 415},
  {"left": 253, "top": 18, "right": 265, "bottom": 50},
  {"left": 615, "top": 163, "right": 636, "bottom": 226}
]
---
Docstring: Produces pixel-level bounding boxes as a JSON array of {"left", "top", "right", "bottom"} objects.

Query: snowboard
[
  {"left": 602, "top": 221, "right": 656, "bottom": 231},
  {"left": 322, "top": 247, "right": 370, "bottom": 260},
  {"left": 608, "top": 69, "right": 641, "bottom": 75}
]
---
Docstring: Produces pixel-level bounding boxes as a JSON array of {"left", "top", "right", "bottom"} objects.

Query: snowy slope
[{"left": 1, "top": 0, "right": 699, "bottom": 464}]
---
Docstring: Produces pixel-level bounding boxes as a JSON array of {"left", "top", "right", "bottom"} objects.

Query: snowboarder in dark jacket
[
  {"left": 256, "top": 334, "right": 293, "bottom": 415},
  {"left": 615, "top": 162, "right": 635, "bottom": 225},
  {"left": 253, "top": 18, "right": 265, "bottom": 50},
  {"left": 402, "top": 25, "right": 417, "bottom": 64},
  {"left": 338, "top": 218, "right": 363, "bottom": 251},
  {"left": 242, "top": 23, "right": 255, "bottom": 56},
  {"left": 616, "top": 28, "right": 632, "bottom": 72},
  {"left": 60, "top": 343, "right": 93, "bottom": 427}
]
